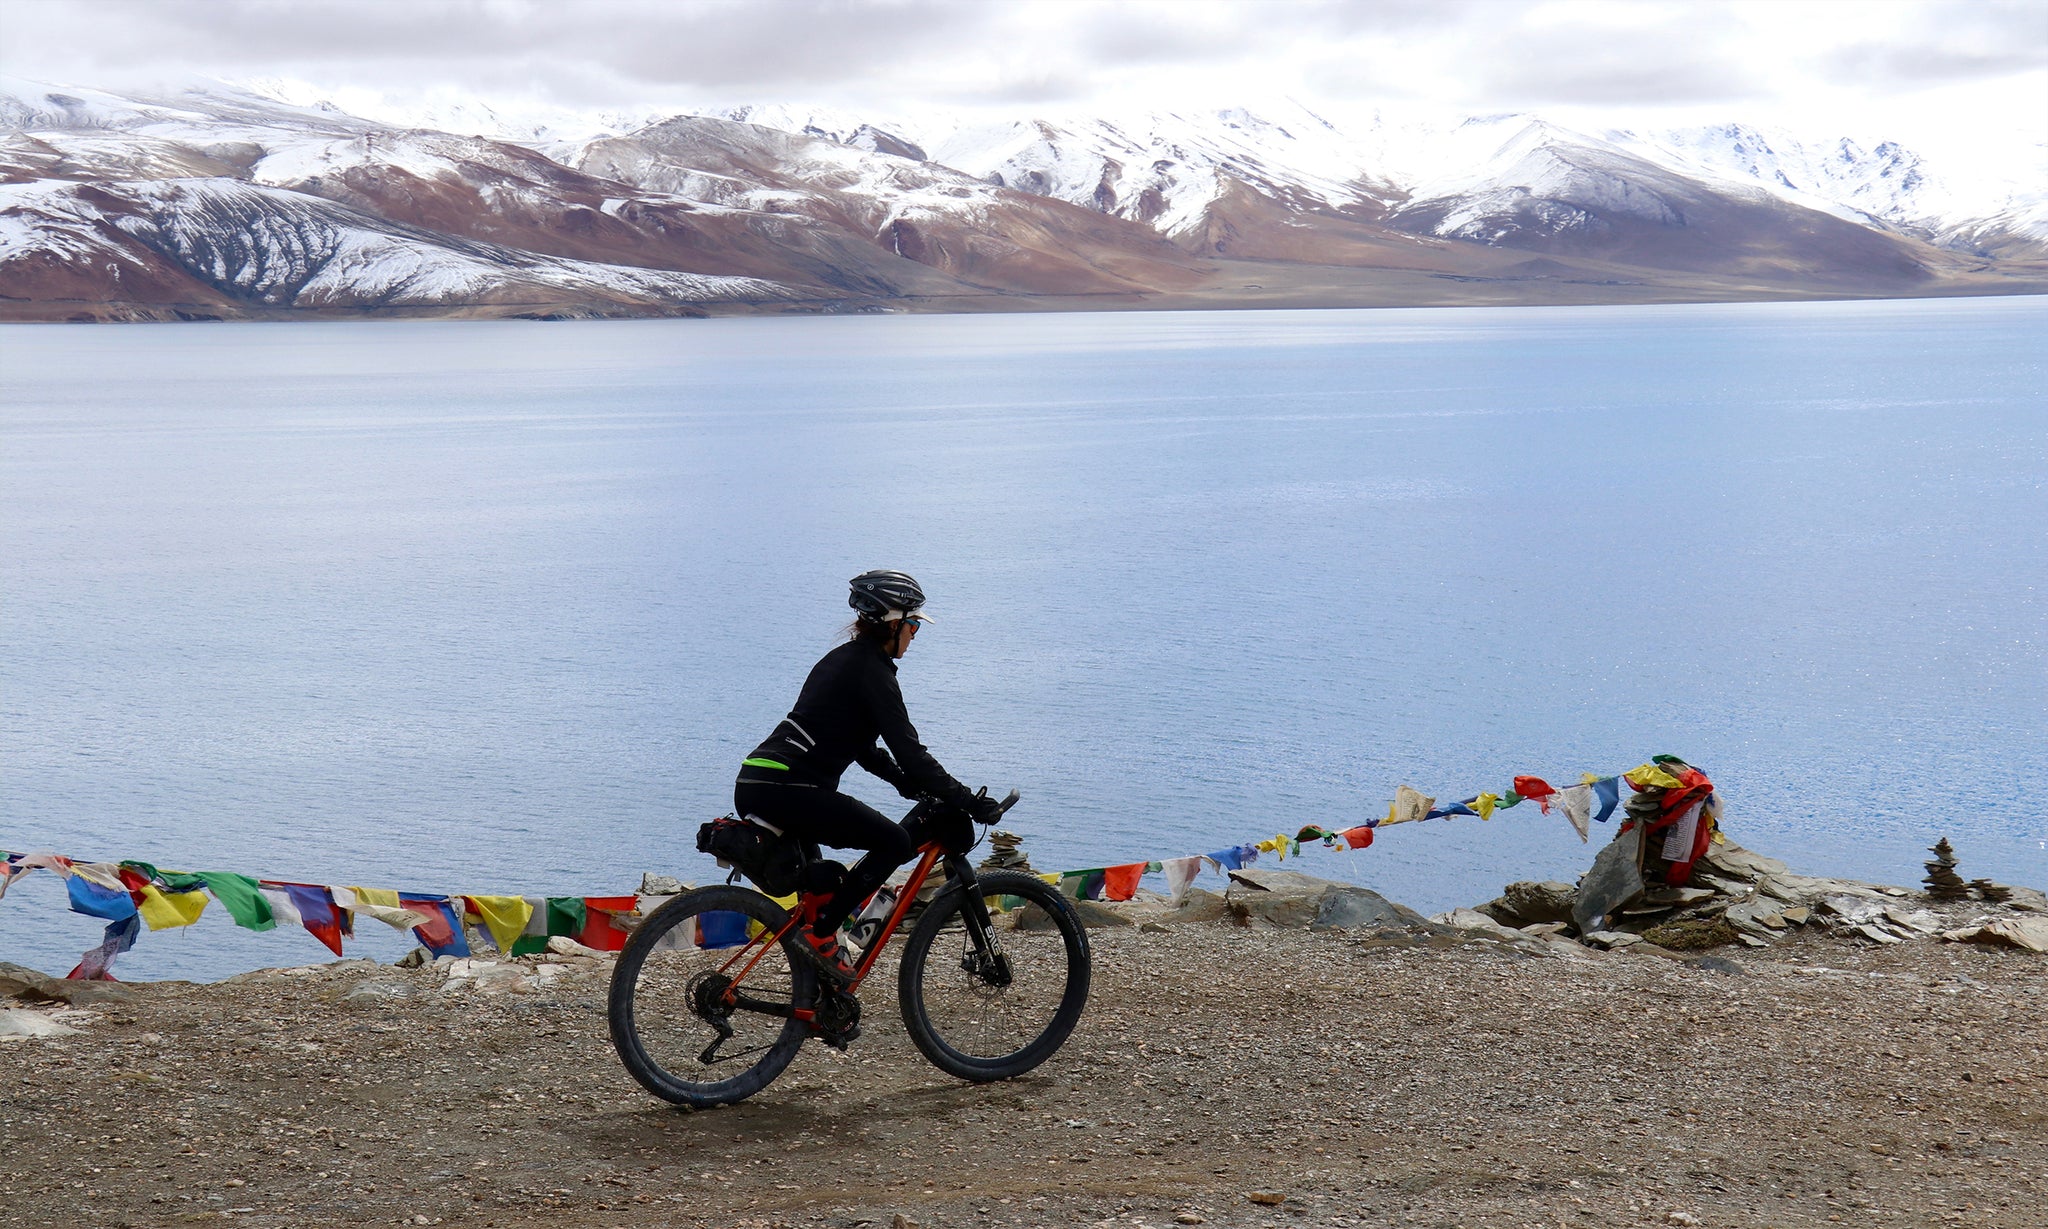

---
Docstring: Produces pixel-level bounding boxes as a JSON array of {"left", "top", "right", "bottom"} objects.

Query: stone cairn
[
  {"left": 1970, "top": 878, "right": 2013, "bottom": 904},
  {"left": 1923, "top": 838, "right": 1969, "bottom": 901},
  {"left": 978, "top": 830, "right": 1036, "bottom": 876}
]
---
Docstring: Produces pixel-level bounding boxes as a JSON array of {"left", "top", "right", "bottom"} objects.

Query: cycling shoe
[{"left": 796, "top": 929, "right": 857, "bottom": 986}]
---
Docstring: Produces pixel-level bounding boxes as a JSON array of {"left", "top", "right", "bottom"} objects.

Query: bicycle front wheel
[
  {"left": 898, "top": 868, "right": 1092, "bottom": 1082},
  {"left": 608, "top": 885, "right": 817, "bottom": 1108}
]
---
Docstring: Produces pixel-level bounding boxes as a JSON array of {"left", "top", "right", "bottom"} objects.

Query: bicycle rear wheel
[
  {"left": 608, "top": 885, "right": 817, "bottom": 1108},
  {"left": 898, "top": 869, "right": 1091, "bottom": 1082}
]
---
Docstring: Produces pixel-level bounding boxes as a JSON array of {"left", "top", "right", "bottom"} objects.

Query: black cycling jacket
[{"left": 740, "top": 639, "right": 975, "bottom": 807}]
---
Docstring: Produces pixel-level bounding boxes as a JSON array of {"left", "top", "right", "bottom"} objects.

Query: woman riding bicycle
[{"left": 735, "top": 570, "right": 1002, "bottom": 982}]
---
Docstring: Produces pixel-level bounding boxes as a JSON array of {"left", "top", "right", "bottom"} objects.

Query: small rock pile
[
  {"left": 1923, "top": 837, "right": 1969, "bottom": 900},
  {"left": 977, "top": 829, "right": 1037, "bottom": 875}
]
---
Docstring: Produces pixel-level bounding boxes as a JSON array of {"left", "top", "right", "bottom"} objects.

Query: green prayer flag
[
  {"left": 548, "top": 896, "right": 587, "bottom": 937},
  {"left": 1497, "top": 792, "right": 1523, "bottom": 809},
  {"left": 197, "top": 871, "right": 275, "bottom": 931},
  {"left": 510, "top": 897, "right": 587, "bottom": 955}
]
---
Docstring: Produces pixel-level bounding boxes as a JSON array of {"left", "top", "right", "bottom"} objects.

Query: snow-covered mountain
[{"left": 2, "top": 76, "right": 2041, "bottom": 322}]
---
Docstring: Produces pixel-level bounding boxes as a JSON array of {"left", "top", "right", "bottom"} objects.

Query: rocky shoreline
[{"left": 3, "top": 841, "right": 2042, "bottom": 1229}]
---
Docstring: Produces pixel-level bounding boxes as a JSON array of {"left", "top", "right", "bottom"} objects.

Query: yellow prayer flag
[
  {"left": 1475, "top": 792, "right": 1499, "bottom": 820},
  {"left": 1038, "top": 872, "right": 1061, "bottom": 886},
  {"left": 466, "top": 895, "right": 534, "bottom": 953},
  {"left": 138, "top": 884, "right": 207, "bottom": 930},
  {"left": 339, "top": 886, "right": 429, "bottom": 931},
  {"left": 1626, "top": 763, "right": 1684, "bottom": 790},
  {"left": 749, "top": 891, "right": 803, "bottom": 940}
]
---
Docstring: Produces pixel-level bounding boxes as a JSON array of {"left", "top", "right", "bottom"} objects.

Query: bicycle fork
[{"left": 947, "top": 856, "right": 1015, "bottom": 987}]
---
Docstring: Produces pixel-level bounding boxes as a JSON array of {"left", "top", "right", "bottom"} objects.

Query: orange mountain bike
[{"left": 608, "top": 790, "right": 1091, "bottom": 1108}]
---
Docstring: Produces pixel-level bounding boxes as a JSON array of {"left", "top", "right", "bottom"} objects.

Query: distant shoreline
[{"left": 6, "top": 279, "right": 2046, "bottom": 324}]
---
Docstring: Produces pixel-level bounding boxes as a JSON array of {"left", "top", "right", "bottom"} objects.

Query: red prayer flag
[
  {"left": 280, "top": 883, "right": 349, "bottom": 957},
  {"left": 1101, "top": 864, "right": 1146, "bottom": 902},
  {"left": 577, "top": 895, "right": 638, "bottom": 952},
  {"left": 1340, "top": 826, "right": 1375, "bottom": 850},
  {"left": 1511, "top": 776, "right": 1558, "bottom": 813},
  {"left": 115, "top": 866, "right": 151, "bottom": 905},
  {"left": 397, "top": 893, "right": 469, "bottom": 957}
]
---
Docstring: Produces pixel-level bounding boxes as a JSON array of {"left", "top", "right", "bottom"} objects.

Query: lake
[{"left": 3, "top": 297, "right": 2044, "bottom": 980}]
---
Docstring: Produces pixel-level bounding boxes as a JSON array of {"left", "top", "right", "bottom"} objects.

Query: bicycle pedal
[{"left": 817, "top": 1023, "right": 862, "bottom": 1051}]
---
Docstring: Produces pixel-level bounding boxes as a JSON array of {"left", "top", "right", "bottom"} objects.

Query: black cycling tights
[{"left": 733, "top": 781, "right": 912, "bottom": 937}]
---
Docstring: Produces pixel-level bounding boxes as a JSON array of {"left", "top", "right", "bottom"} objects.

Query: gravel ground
[{"left": 3, "top": 906, "right": 2043, "bottom": 1229}]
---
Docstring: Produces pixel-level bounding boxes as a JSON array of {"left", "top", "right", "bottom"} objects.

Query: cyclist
[{"left": 735, "top": 570, "right": 1000, "bottom": 982}]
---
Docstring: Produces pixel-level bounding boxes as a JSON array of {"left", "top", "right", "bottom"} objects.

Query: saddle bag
[{"left": 696, "top": 815, "right": 807, "bottom": 897}]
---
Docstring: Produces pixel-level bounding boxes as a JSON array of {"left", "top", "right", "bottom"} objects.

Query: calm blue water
[{"left": 3, "top": 298, "right": 2044, "bottom": 981}]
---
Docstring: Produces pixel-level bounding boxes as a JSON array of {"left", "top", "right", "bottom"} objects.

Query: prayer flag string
[{"left": 1, "top": 757, "right": 1708, "bottom": 977}]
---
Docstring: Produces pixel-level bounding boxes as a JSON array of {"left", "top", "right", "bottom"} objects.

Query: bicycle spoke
[
  {"left": 610, "top": 889, "right": 817, "bottom": 1107},
  {"left": 898, "top": 870, "right": 1091, "bottom": 1080}
]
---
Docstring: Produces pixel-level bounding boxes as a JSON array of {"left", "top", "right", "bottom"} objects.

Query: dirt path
[{"left": 3, "top": 918, "right": 2042, "bottom": 1229}]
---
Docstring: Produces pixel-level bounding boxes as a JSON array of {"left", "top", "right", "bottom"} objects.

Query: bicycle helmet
[{"left": 848, "top": 569, "right": 927, "bottom": 622}]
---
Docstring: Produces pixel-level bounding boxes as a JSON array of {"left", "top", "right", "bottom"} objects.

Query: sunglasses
[{"left": 904, "top": 616, "right": 928, "bottom": 629}]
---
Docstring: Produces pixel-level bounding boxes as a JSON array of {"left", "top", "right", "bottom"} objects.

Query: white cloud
[{"left": 3, "top": 0, "right": 2042, "bottom": 171}]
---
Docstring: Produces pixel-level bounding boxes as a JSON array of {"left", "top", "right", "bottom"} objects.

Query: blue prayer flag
[
  {"left": 67, "top": 874, "right": 138, "bottom": 922},
  {"left": 1591, "top": 777, "right": 1621, "bottom": 823},
  {"left": 697, "top": 910, "right": 750, "bottom": 950}
]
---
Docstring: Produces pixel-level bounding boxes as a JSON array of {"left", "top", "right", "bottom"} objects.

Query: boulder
[
  {"left": 1640, "top": 917, "right": 1741, "bottom": 950},
  {"left": 1164, "top": 887, "right": 1234, "bottom": 925},
  {"left": 1488, "top": 881, "right": 1578, "bottom": 926},
  {"left": 1428, "top": 909, "right": 1527, "bottom": 941},
  {"left": 1014, "top": 898, "right": 1132, "bottom": 931},
  {"left": 1102, "top": 887, "right": 1233, "bottom": 927},
  {"left": 1224, "top": 870, "right": 1424, "bottom": 931},
  {"left": 0, "top": 961, "right": 135, "bottom": 1005}
]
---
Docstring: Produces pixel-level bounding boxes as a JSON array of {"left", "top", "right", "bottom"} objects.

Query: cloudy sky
[{"left": 5, "top": 0, "right": 2044, "bottom": 167}]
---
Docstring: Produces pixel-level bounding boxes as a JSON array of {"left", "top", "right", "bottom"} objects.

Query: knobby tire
[
  {"left": 608, "top": 885, "right": 817, "bottom": 1109},
  {"left": 897, "top": 868, "right": 1092, "bottom": 1082}
]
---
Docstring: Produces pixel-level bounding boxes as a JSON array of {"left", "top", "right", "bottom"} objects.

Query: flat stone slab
[
  {"left": 0, "top": 1007, "right": 81, "bottom": 1040},
  {"left": 1696, "top": 844, "right": 1790, "bottom": 883},
  {"left": 1225, "top": 869, "right": 1425, "bottom": 931},
  {"left": 1573, "top": 825, "right": 1645, "bottom": 935},
  {"left": 1942, "top": 916, "right": 2048, "bottom": 953}
]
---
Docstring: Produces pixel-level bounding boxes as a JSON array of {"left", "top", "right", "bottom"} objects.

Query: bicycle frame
[{"left": 704, "top": 839, "right": 972, "bottom": 1029}]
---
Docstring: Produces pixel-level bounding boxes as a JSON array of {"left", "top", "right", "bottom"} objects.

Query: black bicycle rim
[
  {"left": 608, "top": 885, "right": 816, "bottom": 1108},
  {"left": 897, "top": 869, "right": 1091, "bottom": 1082}
]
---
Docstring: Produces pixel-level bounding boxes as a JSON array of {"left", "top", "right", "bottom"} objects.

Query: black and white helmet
[{"left": 848, "top": 569, "right": 927, "bottom": 623}]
